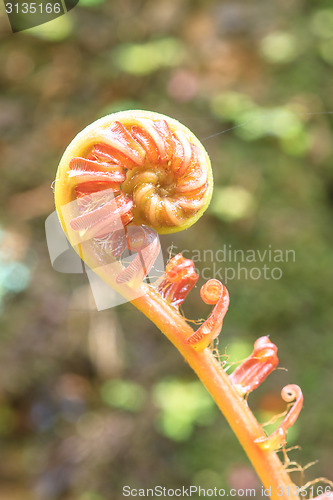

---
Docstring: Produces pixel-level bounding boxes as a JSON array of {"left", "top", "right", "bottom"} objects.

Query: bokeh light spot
[
  {"left": 210, "top": 186, "right": 255, "bottom": 223},
  {"left": 100, "top": 379, "right": 146, "bottom": 412},
  {"left": 259, "top": 31, "right": 298, "bottom": 64}
]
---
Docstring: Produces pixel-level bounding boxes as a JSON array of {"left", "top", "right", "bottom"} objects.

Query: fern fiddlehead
[{"left": 54, "top": 110, "right": 321, "bottom": 500}]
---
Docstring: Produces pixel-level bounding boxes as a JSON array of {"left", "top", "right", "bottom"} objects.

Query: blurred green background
[{"left": 0, "top": 1, "right": 333, "bottom": 499}]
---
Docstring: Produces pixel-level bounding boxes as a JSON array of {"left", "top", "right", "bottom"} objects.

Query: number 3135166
[{"left": 5, "top": 3, "right": 62, "bottom": 14}]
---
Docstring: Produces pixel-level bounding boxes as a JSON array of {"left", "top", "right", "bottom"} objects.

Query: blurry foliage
[
  {"left": 210, "top": 92, "right": 309, "bottom": 155},
  {"left": 0, "top": 0, "right": 333, "bottom": 498},
  {"left": 259, "top": 31, "right": 300, "bottom": 65},
  {"left": 209, "top": 186, "right": 256, "bottom": 222},
  {"left": 25, "top": 16, "right": 73, "bottom": 41},
  {"left": 153, "top": 378, "right": 216, "bottom": 441},
  {"left": 112, "top": 38, "right": 186, "bottom": 75},
  {"left": 0, "top": 228, "right": 32, "bottom": 310},
  {"left": 100, "top": 379, "right": 146, "bottom": 412}
]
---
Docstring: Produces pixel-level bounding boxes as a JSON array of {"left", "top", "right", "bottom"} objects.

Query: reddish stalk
[{"left": 92, "top": 268, "right": 301, "bottom": 500}]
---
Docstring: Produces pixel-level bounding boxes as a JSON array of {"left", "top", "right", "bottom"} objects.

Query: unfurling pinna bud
[
  {"left": 157, "top": 253, "right": 199, "bottom": 307},
  {"left": 229, "top": 336, "right": 279, "bottom": 396},
  {"left": 185, "top": 279, "right": 229, "bottom": 350},
  {"left": 114, "top": 226, "right": 160, "bottom": 287},
  {"left": 254, "top": 384, "right": 303, "bottom": 451}
]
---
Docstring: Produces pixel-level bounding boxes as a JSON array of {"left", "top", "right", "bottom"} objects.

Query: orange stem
[
  {"left": 132, "top": 286, "right": 299, "bottom": 500},
  {"left": 81, "top": 242, "right": 300, "bottom": 500}
]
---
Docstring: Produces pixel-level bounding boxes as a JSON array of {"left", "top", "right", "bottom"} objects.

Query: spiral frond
[
  {"left": 157, "top": 253, "right": 199, "bottom": 307},
  {"left": 185, "top": 279, "right": 230, "bottom": 350},
  {"left": 55, "top": 110, "right": 213, "bottom": 242},
  {"left": 255, "top": 384, "right": 303, "bottom": 451}
]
